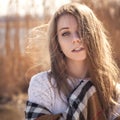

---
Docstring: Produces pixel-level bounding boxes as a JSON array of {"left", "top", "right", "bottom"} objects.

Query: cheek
[
  {"left": 59, "top": 45, "right": 70, "bottom": 57},
  {"left": 58, "top": 39, "right": 64, "bottom": 52},
  {"left": 58, "top": 35, "right": 72, "bottom": 52},
  {"left": 58, "top": 40, "right": 67, "bottom": 51}
]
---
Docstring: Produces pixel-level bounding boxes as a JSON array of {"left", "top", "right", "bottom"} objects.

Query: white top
[
  {"left": 28, "top": 71, "right": 83, "bottom": 114},
  {"left": 28, "top": 71, "right": 120, "bottom": 119}
]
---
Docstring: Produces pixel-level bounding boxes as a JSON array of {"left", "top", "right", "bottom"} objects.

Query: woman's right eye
[{"left": 61, "top": 32, "right": 70, "bottom": 37}]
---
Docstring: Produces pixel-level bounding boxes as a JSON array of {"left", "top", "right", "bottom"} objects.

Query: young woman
[{"left": 25, "top": 3, "right": 120, "bottom": 120}]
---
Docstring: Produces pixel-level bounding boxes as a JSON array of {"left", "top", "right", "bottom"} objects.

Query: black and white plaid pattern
[
  {"left": 25, "top": 101, "right": 51, "bottom": 120},
  {"left": 66, "top": 80, "right": 96, "bottom": 120},
  {"left": 25, "top": 80, "right": 96, "bottom": 120}
]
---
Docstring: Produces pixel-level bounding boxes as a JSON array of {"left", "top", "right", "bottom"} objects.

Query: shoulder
[
  {"left": 28, "top": 70, "right": 55, "bottom": 105},
  {"left": 29, "top": 70, "right": 50, "bottom": 87}
]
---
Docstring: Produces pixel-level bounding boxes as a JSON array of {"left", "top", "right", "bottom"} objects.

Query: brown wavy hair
[{"left": 47, "top": 2, "right": 120, "bottom": 118}]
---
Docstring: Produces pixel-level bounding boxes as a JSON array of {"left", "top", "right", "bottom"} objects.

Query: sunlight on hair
[{"left": 25, "top": 24, "right": 50, "bottom": 79}]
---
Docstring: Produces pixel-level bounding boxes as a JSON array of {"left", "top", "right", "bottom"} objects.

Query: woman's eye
[{"left": 62, "top": 32, "right": 70, "bottom": 36}]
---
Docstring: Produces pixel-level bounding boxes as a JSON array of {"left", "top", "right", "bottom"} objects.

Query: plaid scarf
[{"left": 25, "top": 80, "right": 107, "bottom": 120}]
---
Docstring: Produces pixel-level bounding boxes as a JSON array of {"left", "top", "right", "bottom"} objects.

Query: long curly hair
[{"left": 48, "top": 2, "right": 120, "bottom": 118}]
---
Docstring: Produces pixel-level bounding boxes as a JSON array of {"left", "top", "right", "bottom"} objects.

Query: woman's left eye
[{"left": 62, "top": 32, "right": 70, "bottom": 36}]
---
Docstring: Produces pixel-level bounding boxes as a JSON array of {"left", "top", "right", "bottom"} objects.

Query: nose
[{"left": 72, "top": 34, "right": 81, "bottom": 44}]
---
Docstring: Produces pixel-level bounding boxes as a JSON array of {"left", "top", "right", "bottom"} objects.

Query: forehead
[{"left": 57, "top": 14, "right": 78, "bottom": 31}]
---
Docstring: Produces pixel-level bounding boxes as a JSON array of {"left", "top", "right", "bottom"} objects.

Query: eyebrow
[{"left": 58, "top": 27, "right": 69, "bottom": 32}]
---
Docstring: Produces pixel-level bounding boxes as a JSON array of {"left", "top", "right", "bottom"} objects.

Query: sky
[{"left": 0, "top": 0, "right": 71, "bottom": 17}]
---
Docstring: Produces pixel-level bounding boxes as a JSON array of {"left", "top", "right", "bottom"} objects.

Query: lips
[{"left": 72, "top": 47, "right": 84, "bottom": 52}]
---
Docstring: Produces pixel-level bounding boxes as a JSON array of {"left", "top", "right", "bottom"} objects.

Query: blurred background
[{"left": 0, "top": 0, "right": 120, "bottom": 119}]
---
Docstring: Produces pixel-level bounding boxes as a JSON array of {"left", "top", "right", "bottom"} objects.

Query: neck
[{"left": 67, "top": 60, "right": 88, "bottom": 79}]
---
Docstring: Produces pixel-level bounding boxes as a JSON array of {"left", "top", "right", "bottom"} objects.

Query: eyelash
[{"left": 61, "top": 32, "right": 70, "bottom": 37}]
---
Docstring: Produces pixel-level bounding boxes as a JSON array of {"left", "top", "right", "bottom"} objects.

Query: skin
[{"left": 57, "top": 14, "right": 88, "bottom": 79}]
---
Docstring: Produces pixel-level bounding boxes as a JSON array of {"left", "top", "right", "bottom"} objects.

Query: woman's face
[{"left": 57, "top": 14, "right": 87, "bottom": 63}]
